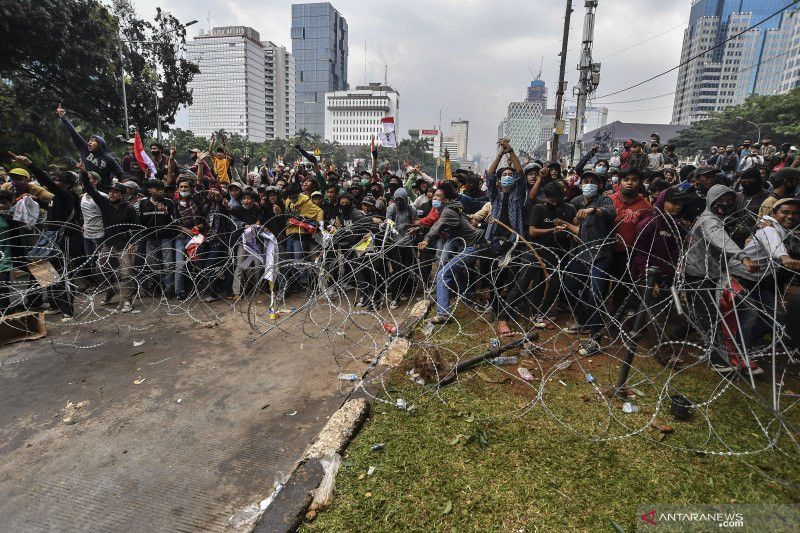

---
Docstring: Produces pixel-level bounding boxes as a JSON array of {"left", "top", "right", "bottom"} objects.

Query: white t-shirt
[
  {"left": 729, "top": 218, "right": 788, "bottom": 281},
  {"left": 81, "top": 192, "right": 107, "bottom": 239}
]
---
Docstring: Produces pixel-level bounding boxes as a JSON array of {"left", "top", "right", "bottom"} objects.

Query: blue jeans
[
  {"left": 563, "top": 255, "right": 612, "bottom": 335},
  {"left": 145, "top": 237, "right": 175, "bottom": 293},
  {"left": 173, "top": 235, "right": 192, "bottom": 295},
  {"left": 435, "top": 245, "right": 477, "bottom": 317},
  {"left": 286, "top": 234, "right": 309, "bottom": 286}
]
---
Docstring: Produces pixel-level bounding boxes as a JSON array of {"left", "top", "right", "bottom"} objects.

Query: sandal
[{"left": 429, "top": 315, "right": 451, "bottom": 325}]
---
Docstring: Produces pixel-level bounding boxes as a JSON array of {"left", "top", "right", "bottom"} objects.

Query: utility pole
[
  {"left": 570, "top": 0, "right": 601, "bottom": 166},
  {"left": 551, "top": 0, "right": 573, "bottom": 163}
]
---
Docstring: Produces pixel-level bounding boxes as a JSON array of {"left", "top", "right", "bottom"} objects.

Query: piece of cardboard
[
  {"left": 0, "top": 311, "right": 47, "bottom": 346},
  {"left": 27, "top": 260, "right": 60, "bottom": 288}
]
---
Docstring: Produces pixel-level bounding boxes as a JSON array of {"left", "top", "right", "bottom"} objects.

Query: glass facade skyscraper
[
  {"left": 291, "top": 3, "right": 348, "bottom": 137},
  {"left": 673, "top": 1, "right": 798, "bottom": 124}
]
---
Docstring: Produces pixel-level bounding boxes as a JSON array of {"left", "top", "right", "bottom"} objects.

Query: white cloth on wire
[{"left": 241, "top": 225, "right": 279, "bottom": 282}]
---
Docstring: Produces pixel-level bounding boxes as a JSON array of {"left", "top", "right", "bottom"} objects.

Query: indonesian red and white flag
[
  {"left": 133, "top": 131, "right": 157, "bottom": 178},
  {"left": 379, "top": 117, "right": 397, "bottom": 148}
]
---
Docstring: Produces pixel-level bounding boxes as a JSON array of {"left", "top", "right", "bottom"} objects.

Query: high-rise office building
[
  {"left": 672, "top": 0, "right": 799, "bottom": 125},
  {"left": 505, "top": 101, "right": 544, "bottom": 157},
  {"left": 450, "top": 119, "right": 469, "bottom": 162},
  {"left": 186, "top": 27, "right": 295, "bottom": 142},
  {"left": 187, "top": 26, "right": 268, "bottom": 141},
  {"left": 263, "top": 41, "right": 296, "bottom": 140},
  {"left": 292, "top": 2, "right": 349, "bottom": 137},
  {"left": 526, "top": 79, "right": 547, "bottom": 107},
  {"left": 409, "top": 128, "right": 442, "bottom": 159},
  {"left": 324, "top": 83, "right": 399, "bottom": 146}
]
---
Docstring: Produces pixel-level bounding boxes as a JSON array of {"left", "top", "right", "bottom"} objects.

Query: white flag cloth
[
  {"left": 379, "top": 117, "right": 397, "bottom": 148},
  {"left": 241, "top": 225, "right": 279, "bottom": 282}
]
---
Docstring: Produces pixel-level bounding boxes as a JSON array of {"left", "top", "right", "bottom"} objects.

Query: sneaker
[
  {"left": 61, "top": 314, "right": 74, "bottom": 323},
  {"left": 101, "top": 290, "right": 117, "bottom": 306},
  {"left": 355, "top": 297, "right": 368, "bottom": 308},
  {"left": 578, "top": 339, "right": 600, "bottom": 356},
  {"left": 566, "top": 323, "right": 592, "bottom": 335},
  {"left": 176, "top": 292, "right": 187, "bottom": 301},
  {"left": 389, "top": 300, "right": 399, "bottom": 310},
  {"left": 120, "top": 301, "right": 133, "bottom": 313}
]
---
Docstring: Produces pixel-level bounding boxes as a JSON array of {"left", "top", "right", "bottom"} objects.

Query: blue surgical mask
[
  {"left": 594, "top": 166, "right": 606, "bottom": 174},
  {"left": 179, "top": 191, "right": 190, "bottom": 198},
  {"left": 500, "top": 175, "right": 516, "bottom": 188},
  {"left": 431, "top": 199, "right": 442, "bottom": 209},
  {"left": 581, "top": 183, "right": 598, "bottom": 197}
]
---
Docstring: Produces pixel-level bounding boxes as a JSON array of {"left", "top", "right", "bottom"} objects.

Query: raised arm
[
  {"left": 56, "top": 104, "right": 88, "bottom": 157},
  {"left": 166, "top": 145, "right": 177, "bottom": 186}
]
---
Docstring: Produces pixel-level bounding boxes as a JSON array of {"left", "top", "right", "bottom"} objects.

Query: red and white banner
[
  {"left": 379, "top": 117, "right": 397, "bottom": 148},
  {"left": 133, "top": 132, "right": 157, "bottom": 178}
]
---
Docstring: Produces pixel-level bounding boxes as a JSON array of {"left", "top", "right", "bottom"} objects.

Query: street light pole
[
  {"left": 552, "top": 0, "right": 573, "bottom": 162},
  {"left": 736, "top": 116, "right": 761, "bottom": 144}
]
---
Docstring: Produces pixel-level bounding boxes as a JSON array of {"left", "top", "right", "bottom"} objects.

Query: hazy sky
[{"left": 132, "top": 0, "right": 689, "bottom": 157}]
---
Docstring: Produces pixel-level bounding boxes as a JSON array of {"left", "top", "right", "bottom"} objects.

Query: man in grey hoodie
[
  {"left": 683, "top": 184, "right": 759, "bottom": 373},
  {"left": 386, "top": 187, "right": 416, "bottom": 308},
  {"left": 419, "top": 182, "right": 485, "bottom": 322}
]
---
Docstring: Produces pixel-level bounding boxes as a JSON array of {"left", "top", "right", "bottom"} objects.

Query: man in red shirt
[{"left": 609, "top": 167, "right": 651, "bottom": 314}]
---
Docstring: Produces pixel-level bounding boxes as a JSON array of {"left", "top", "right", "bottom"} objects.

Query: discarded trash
[
  {"left": 229, "top": 503, "right": 261, "bottom": 528},
  {"left": 311, "top": 452, "right": 341, "bottom": 511},
  {"left": 287, "top": 410, "right": 297, "bottom": 416},
  {"left": 650, "top": 421, "right": 675, "bottom": 433},
  {"left": 383, "top": 322, "right": 397, "bottom": 334},
  {"left": 370, "top": 443, "right": 385, "bottom": 451},
  {"left": 622, "top": 402, "right": 638, "bottom": 413},
  {"left": 585, "top": 373, "right": 595, "bottom": 383},
  {"left": 130, "top": 309, "right": 141, "bottom": 314},
  {"left": 176, "top": 398, "right": 182, "bottom": 403},
  {"left": 421, "top": 322, "right": 435, "bottom": 337},
  {"left": 179, "top": 360, "right": 187, "bottom": 365},
  {"left": 364, "top": 492, "right": 372, "bottom": 498},
  {"left": 133, "top": 340, "right": 145, "bottom": 347},
  {"left": 336, "top": 331, "right": 347, "bottom": 336},
  {"left": 558, "top": 379, "right": 567, "bottom": 387},
  {"left": 133, "top": 378, "right": 146, "bottom": 385},
  {"left": 442, "top": 501, "right": 453, "bottom": 515},
  {"left": 395, "top": 398, "right": 408, "bottom": 410},
  {"left": 367, "top": 466, "right": 376, "bottom": 476},
  {"left": 670, "top": 394, "right": 691, "bottom": 420},
  {"left": 62, "top": 400, "right": 90, "bottom": 424},
  {"left": 260, "top": 403, "right": 270, "bottom": 410},
  {"left": 517, "top": 367, "right": 534, "bottom": 381},
  {"left": 489, "top": 356, "right": 518, "bottom": 365},
  {"left": 553, "top": 360, "right": 572, "bottom": 371},
  {"left": 489, "top": 337, "right": 500, "bottom": 349},
  {"left": 338, "top": 373, "right": 358, "bottom": 381}
]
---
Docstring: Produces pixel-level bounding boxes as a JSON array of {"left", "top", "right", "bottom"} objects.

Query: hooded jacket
[
  {"left": 684, "top": 184, "right": 748, "bottom": 280},
  {"left": 631, "top": 188, "right": 686, "bottom": 282},
  {"left": 386, "top": 188, "right": 415, "bottom": 226},
  {"left": 425, "top": 200, "right": 484, "bottom": 246},
  {"left": 61, "top": 116, "right": 124, "bottom": 189}
]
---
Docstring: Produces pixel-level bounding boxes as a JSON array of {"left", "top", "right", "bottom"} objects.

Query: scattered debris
[
  {"left": 260, "top": 404, "right": 270, "bottom": 411},
  {"left": 421, "top": 322, "right": 435, "bottom": 337},
  {"left": 622, "top": 402, "right": 638, "bottom": 414},
  {"left": 148, "top": 356, "right": 173, "bottom": 366},
  {"left": 517, "top": 367, "right": 535, "bottom": 381},
  {"left": 179, "top": 360, "right": 187, "bottom": 365},
  {"left": 381, "top": 337, "right": 411, "bottom": 366},
  {"left": 370, "top": 443, "right": 384, "bottom": 452},
  {"left": 228, "top": 502, "right": 262, "bottom": 529},
  {"left": 133, "top": 378, "right": 146, "bottom": 385},
  {"left": 367, "top": 466, "right": 376, "bottom": 476},
  {"left": 62, "top": 400, "right": 90, "bottom": 424},
  {"left": 310, "top": 452, "right": 341, "bottom": 511},
  {"left": 130, "top": 351, "right": 145, "bottom": 357},
  {"left": 558, "top": 379, "right": 568, "bottom": 387},
  {"left": 395, "top": 398, "right": 408, "bottom": 410},
  {"left": 489, "top": 338, "right": 500, "bottom": 349},
  {"left": 553, "top": 360, "right": 572, "bottom": 372},
  {"left": 650, "top": 421, "right": 675, "bottom": 434},
  {"left": 488, "top": 355, "right": 518, "bottom": 365},
  {"left": 338, "top": 373, "right": 358, "bottom": 382},
  {"left": 364, "top": 492, "right": 372, "bottom": 498},
  {"left": 383, "top": 322, "right": 397, "bottom": 334},
  {"left": 336, "top": 331, "right": 346, "bottom": 336},
  {"left": 287, "top": 410, "right": 297, "bottom": 416},
  {"left": 442, "top": 501, "right": 453, "bottom": 515},
  {"left": 585, "top": 373, "right": 595, "bottom": 383},
  {"left": 133, "top": 340, "right": 145, "bottom": 347}
]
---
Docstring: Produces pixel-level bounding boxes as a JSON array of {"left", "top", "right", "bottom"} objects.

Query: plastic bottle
[
  {"left": 489, "top": 356, "right": 518, "bottom": 365},
  {"left": 338, "top": 373, "right": 358, "bottom": 381}
]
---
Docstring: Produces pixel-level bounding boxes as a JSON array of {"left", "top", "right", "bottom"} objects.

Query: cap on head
[
  {"left": 9, "top": 167, "right": 30, "bottom": 179},
  {"left": 773, "top": 197, "right": 800, "bottom": 211}
]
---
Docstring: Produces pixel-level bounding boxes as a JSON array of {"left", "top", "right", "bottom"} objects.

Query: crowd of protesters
[{"left": 2, "top": 105, "right": 800, "bottom": 378}]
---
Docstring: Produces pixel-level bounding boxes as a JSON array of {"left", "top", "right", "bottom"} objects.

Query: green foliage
[
  {"left": 671, "top": 89, "right": 800, "bottom": 156},
  {"left": 0, "top": 0, "right": 197, "bottom": 159}
]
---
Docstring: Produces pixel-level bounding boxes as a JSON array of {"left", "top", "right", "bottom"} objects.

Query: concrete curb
[{"left": 252, "top": 300, "right": 431, "bottom": 532}]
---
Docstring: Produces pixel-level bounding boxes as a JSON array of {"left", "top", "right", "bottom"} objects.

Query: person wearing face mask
[
  {"left": 555, "top": 170, "right": 616, "bottom": 353},
  {"left": 199, "top": 187, "right": 234, "bottom": 302},
  {"left": 715, "top": 145, "right": 739, "bottom": 179},
  {"left": 757, "top": 168, "right": 799, "bottom": 219},
  {"left": 148, "top": 144, "right": 168, "bottom": 178},
  {"left": 482, "top": 139, "right": 529, "bottom": 335},
  {"left": 0, "top": 189, "right": 26, "bottom": 312},
  {"left": 385, "top": 187, "right": 417, "bottom": 308},
  {"left": 80, "top": 168, "right": 138, "bottom": 312},
  {"left": 2, "top": 167, "right": 55, "bottom": 204},
  {"left": 683, "top": 184, "right": 759, "bottom": 373},
  {"left": 139, "top": 178, "right": 175, "bottom": 298},
  {"left": 526, "top": 181, "right": 576, "bottom": 324},
  {"left": 230, "top": 191, "right": 262, "bottom": 299},
  {"left": 608, "top": 168, "right": 652, "bottom": 313},
  {"left": 173, "top": 178, "right": 204, "bottom": 300},
  {"left": 737, "top": 166, "right": 769, "bottom": 222},
  {"left": 56, "top": 104, "right": 124, "bottom": 191}
]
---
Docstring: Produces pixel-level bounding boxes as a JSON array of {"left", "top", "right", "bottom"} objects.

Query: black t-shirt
[
  {"left": 495, "top": 194, "right": 512, "bottom": 239},
  {"left": 528, "top": 201, "right": 576, "bottom": 251}
]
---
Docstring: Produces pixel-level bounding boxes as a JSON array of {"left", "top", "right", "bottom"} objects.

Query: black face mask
[
  {"left": 741, "top": 182, "right": 761, "bottom": 195},
  {"left": 713, "top": 203, "right": 733, "bottom": 217},
  {"left": 339, "top": 204, "right": 352, "bottom": 214},
  {"left": 394, "top": 197, "right": 406, "bottom": 206},
  {"left": 388, "top": 183, "right": 401, "bottom": 194}
]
